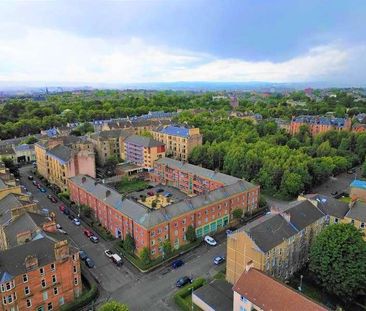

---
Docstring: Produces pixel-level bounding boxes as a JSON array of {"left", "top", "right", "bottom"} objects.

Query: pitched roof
[
  {"left": 305, "top": 194, "right": 349, "bottom": 218},
  {"left": 157, "top": 125, "right": 190, "bottom": 138},
  {"left": 155, "top": 157, "right": 245, "bottom": 186},
  {"left": 0, "top": 193, "right": 31, "bottom": 226},
  {"left": 241, "top": 201, "right": 324, "bottom": 253},
  {"left": 233, "top": 268, "right": 328, "bottom": 311},
  {"left": 0, "top": 236, "right": 76, "bottom": 279},
  {"left": 3, "top": 212, "right": 47, "bottom": 248},
  {"left": 350, "top": 179, "right": 366, "bottom": 190},
  {"left": 192, "top": 280, "right": 233, "bottom": 311},
  {"left": 345, "top": 200, "right": 366, "bottom": 222},
  {"left": 292, "top": 115, "right": 347, "bottom": 127},
  {"left": 47, "top": 144, "right": 72, "bottom": 162},
  {"left": 70, "top": 175, "right": 254, "bottom": 229},
  {"left": 91, "top": 129, "right": 131, "bottom": 140},
  {"left": 125, "top": 135, "right": 164, "bottom": 148}
]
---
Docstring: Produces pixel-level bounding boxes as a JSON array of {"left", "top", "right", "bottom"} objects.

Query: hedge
[
  {"left": 173, "top": 278, "right": 206, "bottom": 311},
  {"left": 60, "top": 284, "right": 98, "bottom": 311}
]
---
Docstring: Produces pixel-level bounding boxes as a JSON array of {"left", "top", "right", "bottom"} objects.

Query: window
[
  {"left": 240, "top": 306, "right": 246, "bottom": 311},
  {"left": 157, "top": 228, "right": 162, "bottom": 234},
  {"left": 48, "top": 302, "right": 53, "bottom": 311},
  {"left": 41, "top": 279, "right": 46, "bottom": 288},
  {"left": 2, "top": 296, "right": 5, "bottom": 305},
  {"left": 72, "top": 254, "right": 77, "bottom": 261},
  {"left": 361, "top": 222, "right": 365, "bottom": 229},
  {"left": 53, "top": 287, "right": 58, "bottom": 295},
  {"left": 43, "top": 291, "right": 48, "bottom": 301},
  {"left": 73, "top": 266, "right": 77, "bottom": 273},
  {"left": 151, "top": 249, "right": 156, "bottom": 255},
  {"left": 52, "top": 275, "right": 57, "bottom": 284},
  {"left": 205, "top": 210, "right": 208, "bottom": 215},
  {"left": 40, "top": 267, "right": 45, "bottom": 275},
  {"left": 182, "top": 218, "right": 186, "bottom": 225},
  {"left": 59, "top": 297, "right": 64, "bottom": 306},
  {"left": 151, "top": 231, "right": 155, "bottom": 237},
  {"left": 26, "top": 299, "right": 32, "bottom": 308},
  {"left": 50, "top": 263, "right": 55, "bottom": 272},
  {"left": 74, "top": 277, "right": 78, "bottom": 286},
  {"left": 165, "top": 225, "right": 169, "bottom": 231},
  {"left": 24, "top": 286, "right": 30, "bottom": 295}
]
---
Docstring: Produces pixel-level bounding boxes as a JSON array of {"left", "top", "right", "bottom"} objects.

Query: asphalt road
[{"left": 19, "top": 166, "right": 227, "bottom": 311}]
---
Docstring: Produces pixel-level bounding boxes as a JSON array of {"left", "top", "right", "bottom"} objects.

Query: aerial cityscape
[{"left": 0, "top": 1, "right": 366, "bottom": 311}]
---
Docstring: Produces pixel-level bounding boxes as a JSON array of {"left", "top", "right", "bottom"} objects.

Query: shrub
[
  {"left": 173, "top": 278, "right": 206, "bottom": 311},
  {"left": 60, "top": 284, "right": 98, "bottom": 311},
  {"left": 123, "top": 233, "right": 135, "bottom": 254}
]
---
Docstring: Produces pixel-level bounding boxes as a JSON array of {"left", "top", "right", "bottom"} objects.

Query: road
[{"left": 19, "top": 166, "right": 226, "bottom": 311}]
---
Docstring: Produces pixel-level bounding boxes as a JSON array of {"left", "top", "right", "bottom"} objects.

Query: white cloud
[{"left": 0, "top": 27, "right": 362, "bottom": 84}]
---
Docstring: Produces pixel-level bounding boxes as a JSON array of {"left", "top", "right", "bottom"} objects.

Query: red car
[
  {"left": 83, "top": 229, "right": 93, "bottom": 238},
  {"left": 147, "top": 191, "right": 154, "bottom": 196},
  {"left": 59, "top": 204, "right": 65, "bottom": 212}
]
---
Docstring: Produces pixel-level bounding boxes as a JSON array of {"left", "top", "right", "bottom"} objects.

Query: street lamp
[{"left": 298, "top": 274, "right": 303, "bottom": 292}]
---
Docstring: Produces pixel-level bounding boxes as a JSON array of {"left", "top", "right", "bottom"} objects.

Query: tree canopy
[
  {"left": 309, "top": 224, "right": 366, "bottom": 301},
  {"left": 98, "top": 300, "right": 129, "bottom": 311}
]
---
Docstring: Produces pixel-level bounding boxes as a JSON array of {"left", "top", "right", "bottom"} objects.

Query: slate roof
[
  {"left": 0, "top": 236, "right": 76, "bottom": 279},
  {"left": 0, "top": 179, "right": 7, "bottom": 190},
  {"left": 292, "top": 115, "right": 347, "bottom": 127},
  {"left": 157, "top": 125, "right": 190, "bottom": 138},
  {"left": 14, "top": 144, "right": 34, "bottom": 152},
  {"left": 3, "top": 212, "right": 47, "bottom": 248},
  {"left": 305, "top": 194, "right": 349, "bottom": 218},
  {"left": 47, "top": 145, "right": 72, "bottom": 162},
  {"left": 192, "top": 280, "right": 233, "bottom": 311},
  {"left": 0, "top": 193, "right": 31, "bottom": 226},
  {"left": 345, "top": 200, "right": 366, "bottom": 222},
  {"left": 125, "top": 135, "right": 164, "bottom": 148},
  {"left": 240, "top": 200, "right": 325, "bottom": 253},
  {"left": 70, "top": 175, "right": 255, "bottom": 229},
  {"left": 233, "top": 268, "right": 328, "bottom": 311},
  {"left": 155, "top": 157, "right": 243, "bottom": 186},
  {"left": 91, "top": 129, "right": 131, "bottom": 140},
  {"left": 350, "top": 179, "right": 366, "bottom": 190}
]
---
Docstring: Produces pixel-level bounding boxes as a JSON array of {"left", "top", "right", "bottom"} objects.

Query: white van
[{"left": 111, "top": 254, "right": 123, "bottom": 266}]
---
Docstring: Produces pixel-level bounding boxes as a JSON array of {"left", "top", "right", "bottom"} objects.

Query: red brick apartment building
[
  {"left": 289, "top": 115, "right": 352, "bottom": 136},
  {"left": 69, "top": 158, "right": 259, "bottom": 258},
  {"left": 0, "top": 238, "right": 81, "bottom": 311}
]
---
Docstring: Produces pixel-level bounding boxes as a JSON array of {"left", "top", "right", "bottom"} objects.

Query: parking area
[{"left": 128, "top": 184, "right": 188, "bottom": 203}]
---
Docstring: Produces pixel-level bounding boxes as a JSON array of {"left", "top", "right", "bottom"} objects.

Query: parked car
[
  {"left": 57, "top": 229, "right": 67, "bottom": 235},
  {"left": 331, "top": 191, "right": 338, "bottom": 196},
  {"left": 28, "top": 175, "right": 34, "bottom": 180},
  {"left": 347, "top": 168, "right": 356, "bottom": 174},
  {"left": 90, "top": 236, "right": 99, "bottom": 243},
  {"left": 50, "top": 196, "right": 57, "bottom": 203},
  {"left": 164, "top": 192, "right": 172, "bottom": 197},
  {"left": 156, "top": 188, "right": 164, "bottom": 193},
  {"left": 39, "top": 187, "right": 46, "bottom": 193},
  {"left": 56, "top": 224, "right": 62, "bottom": 229},
  {"left": 111, "top": 254, "right": 123, "bottom": 266},
  {"left": 213, "top": 256, "right": 225, "bottom": 265},
  {"left": 63, "top": 208, "right": 70, "bottom": 215},
  {"left": 32, "top": 180, "right": 38, "bottom": 186},
  {"left": 104, "top": 250, "right": 114, "bottom": 258},
  {"left": 79, "top": 250, "right": 88, "bottom": 261},
  {"left": 40, "top": 208, "right": 49, "bottom": 217},
  {"left": 147, "top": 191, "right": 154, "bottom": 196},
  {"left": 225, "top": 229, "right": 233, "bottom": 236},
  {"left": 204, "top": 235, "right": 217, "bottom": 246},
  {"left": 59, "top": 204, "right": 65, "bottom": 213},
  {"left": 85, "top": 257, "right": 95, "bottom": 268},
  {"left": 83, "top": 229, "right": 93, "bottom": 237},
  {"left": 176, "top": 276, "right": 192, "bottom": 288},
  {"left": 68, "top": 214, "right": 74, "bottom": 220},
  {"left": 172, "top": 259, "right": 184, "bottom": 269},
  {"left": 73, "top": 218, "right": 81, "bottom": 226}
]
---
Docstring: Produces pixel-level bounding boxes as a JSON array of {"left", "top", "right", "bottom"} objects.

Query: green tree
[
  {"left": 162, "top": 240, "right": 172, "bottom": 256},
  {"left": 21, "top": 136, "right": 38, "bottom": 144},
  {"left": 185, "top": 225, "right": 196, "bottom": 243},
  {"left": 280, "top": 171, "right": 304, "bottom": 197},
  {"left": 309, "top": 224, "right": 366, "bottom": 301},
  {"left": 232, "top": 208, "right": 243, "bottom": 219},
  {"left": 98, "top": 300, "right": 129, "bottom": 311},
  {"left": 80, "top": 204, "right": 91, "bottom": 218},
  {"left": 140, "top": 247, "right": 151, "bottom": 265},
  {"left": 123, "top": 233, "right": 135, "bottom": 254},
  {"left": 316, "top": 141, "right": 335, "bottom": 157}
]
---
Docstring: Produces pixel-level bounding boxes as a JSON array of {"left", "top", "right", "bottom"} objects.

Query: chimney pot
[{"left": 82, "top": 176, "right": 86, "bottom": 183}]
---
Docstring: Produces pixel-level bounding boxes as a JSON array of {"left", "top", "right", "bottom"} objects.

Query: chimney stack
[
  {"left": 54, "top": 240, "right": 70, "bottom": 262},
  {"left": 245, "top": 260, "right": 254, "bottom": 272},
  {"left": 25, "top": 255, "right": 39, "bottom": 271},
  {"left": 82, "top": 176, "right": 86, "bottom": 183}
]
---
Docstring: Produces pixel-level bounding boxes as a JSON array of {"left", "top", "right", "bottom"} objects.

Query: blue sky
[{"left": 0, "top": 0, "right": 365, "bottom": 85}]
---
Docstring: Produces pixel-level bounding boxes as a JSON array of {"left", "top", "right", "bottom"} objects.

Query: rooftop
[
  {"left": 0, "top": 193, "right": 32, "bottom": 226},
  {"left": 292, "top": 115, "right": 348, "bottom": 127},
  {"left": 192, "top": 279, "right": 233, "bottom": 311},
  {"left": 155, "top": 157, "right": 244, "bottom": 186},
  {"left": 90, "top": 129, "right": 131, "bottom": 140},
  {"left": 345, "top": 200, "right": 366, "bottom": 222},
  {"left": 240, "top": 200, "right": 324, "bottom": 252},
  {"left": 125, "top": 135, "right": 165, "bottom": 148},
  {"left": 305, "top": 194, "right": 349, "bottom": 218},
  {"left": 350, "top": 179, "right": 366, "bottom": 190},
  {"left": 47, "top": 144, "right": 72, "bottom": 163},
  {"left": 233, "top": 268, "right": 328, "bottom": 311},
  {"left": 70, "top": 174, "right": 255, "bottom": 229},
  {"left": 157, "top": 125, "right": 191, "bottom": 138}
]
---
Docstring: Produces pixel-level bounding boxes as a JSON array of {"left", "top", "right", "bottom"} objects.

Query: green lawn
[
  {"left": 183, "top": 295, "right": 202, "bottom": 311},
  {"left": 339, "top": 196, "right": 351, "bottom": 203},
  {"left": 116, "top": 177, "right": 148, "bottom": 193}
]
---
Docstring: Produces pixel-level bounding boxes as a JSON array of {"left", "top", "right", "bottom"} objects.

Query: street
[{"left": 19, "top": 166, "right": 227, "bottom": 311}]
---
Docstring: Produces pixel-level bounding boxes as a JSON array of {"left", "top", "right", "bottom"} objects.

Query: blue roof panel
[
  {"left": 159, "top": 125, "right": 189, "bottom": 138},
  {"left": 350, "top": 180, "right": 366, "bottom": 190}
]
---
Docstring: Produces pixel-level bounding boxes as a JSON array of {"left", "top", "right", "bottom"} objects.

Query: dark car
[
  {"left": 63, "top": 208, "right": 71, "bottom": 216},
  {"left": 79, "top": 250, "right": 88, "bottom": 261},
  {"left": 28, "top": 175, "right": 34, "bottom": 180},
  {"left": 32, "top": 180, "right": 38, "bottom": 186},
  {"left": 90, "top": 236, "right": 99, "bottom": 243},
  {"left": 347, "top": 168, "right": 356, "bottom": 174},
  {"left": 331, "top": 191, "right": 338, "bottom": 196},
  {"left": 85, "top": 257, "right": 95, "bottom": 268},
  {"left": 59, "top": 204, "right": 65, "bottom": 213},
  {"left": 156, "top": 188, "right": 164, "bottom": 193},
  {"left": 68, "top": 214, "right": 75, "bottom": 220},
  {"left": 176, "top": 276, "right": 192, "bottom": 288},
  {"left": 147, "top": 191, "right": 154, "bottom": 196},
  {"left": 172, "top": 259, "right": 184, "bottom": 269}
]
